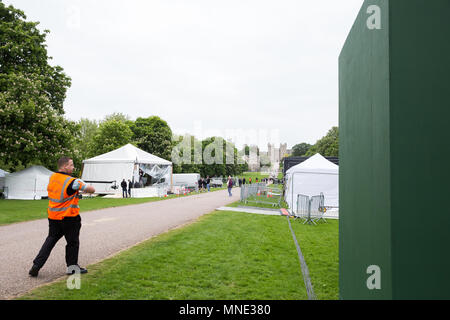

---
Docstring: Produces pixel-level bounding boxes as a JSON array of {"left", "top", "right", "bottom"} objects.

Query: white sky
[{"left": 5, "top": 0, "right": 363, "bottom": 151}]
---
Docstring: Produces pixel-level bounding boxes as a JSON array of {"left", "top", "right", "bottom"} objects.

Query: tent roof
[
  {"left": 6, "top": 165, "right": 53, "bottom": 178},
  {"left": 286, "top": 153, "right": 338, "bottom": 174},
  {"left": 83, "top": 144, "right": 172, "bottom": 165}
]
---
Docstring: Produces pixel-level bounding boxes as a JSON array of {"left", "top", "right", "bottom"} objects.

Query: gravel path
[{"left": 0, "top": 189, "right": 239, "bottom": 299}]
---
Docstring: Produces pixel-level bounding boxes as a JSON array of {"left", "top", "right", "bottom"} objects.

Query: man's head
[{"left": 58, "top": 157, "right": 74, "bottom": 175}]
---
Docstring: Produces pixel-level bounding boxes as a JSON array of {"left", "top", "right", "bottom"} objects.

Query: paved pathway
[
  {"left": 0, "top": 189, "right": 239, "bottom": 299},
  {"left": 216, "top": 206, "right": 282, "bottom": 216}
]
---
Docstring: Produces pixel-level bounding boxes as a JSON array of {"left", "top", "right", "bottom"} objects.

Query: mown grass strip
[
  {"left": 19, "top": 211, "right": 309, "bottom": 300},
  {"left": 288, "top": 218, "right": 339, "bottom": 300},
  {"left": 286, "top": 216, "right": 316, "bottom": 300}
]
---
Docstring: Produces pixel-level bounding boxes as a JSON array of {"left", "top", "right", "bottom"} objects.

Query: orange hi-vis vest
[{"left": 47, "top": 173, "right": 86, "bottom": 220}]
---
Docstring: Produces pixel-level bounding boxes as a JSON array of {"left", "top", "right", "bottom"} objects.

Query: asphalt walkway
[{"left": 0, "top": 189, "right": 239, "bottom": 299}]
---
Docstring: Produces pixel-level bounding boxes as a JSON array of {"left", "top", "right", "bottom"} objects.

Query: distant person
[
  {"left": 256, "top": 177, "right": 259, "bottom": 183},
  {"left": 121, "top": 179, "right": 128, "bottom": 198},
  {"left": 206, "top": 176, "right": 211, "bottom": 192},
  {"left": 198, "top": 177, "right": 203, "bottom": 192},
  {"left": 127, "top": 179, "right": 132, "bottom": 197},
  {"left": 227, "top": 176, "right": 233, "bottom": 197},
  {"left": 243, "top": 178, "right": 246, "bottom": 185},
  {"left": 28, "top": 156, "right": 95, "bottom": 277},
  {"left": 249, "top": 177, "right": 252, "bottom": 184},
  {"left": 238, "top": 178, "right": 242, "bottom": 187},
  {"left": 202, "top": 178, "right": 207, "bottom": 191}
]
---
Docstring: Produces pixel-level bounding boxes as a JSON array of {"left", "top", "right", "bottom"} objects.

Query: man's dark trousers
[{"left": 32, "top": 215, "right": 82, "bottom": 269}]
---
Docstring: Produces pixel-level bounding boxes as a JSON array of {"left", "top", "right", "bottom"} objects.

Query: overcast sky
[{"left": 5, "top": 0, "right": 363, "bottom": 151}]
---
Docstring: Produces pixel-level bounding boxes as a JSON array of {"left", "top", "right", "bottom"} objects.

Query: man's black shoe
[
  {"left": 66, "top": 265, "right": 88, "bottom": 275},
  {"left": 29, "top": 265, "right": 39, "bottom": 277}
]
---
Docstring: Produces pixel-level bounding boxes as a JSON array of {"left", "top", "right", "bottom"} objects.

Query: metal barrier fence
[
  {"left": 293, "top": 193, "right": 327, "bottom": 225},
  {"left": 240, "top": 183, "right": 282, "bottom": 207},
  {"left": 295, "top": 194, "right": 310, "bottom": 220}
]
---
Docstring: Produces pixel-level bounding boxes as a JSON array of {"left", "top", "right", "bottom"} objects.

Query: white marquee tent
[
  {"left": 285, "top": 153, "right": 339, "bottom": 213},
  {"left": 81, "top": 144, "right": 172, "bottom": 194},
  {"left": 4, "top": 166, "right": 54, "bottom": 200}
]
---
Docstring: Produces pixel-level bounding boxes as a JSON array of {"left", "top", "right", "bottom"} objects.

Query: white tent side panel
[
  {"left": 81, "top": 162, "right": 134, "bottom": 194},
  {"left": 285, "top": 172, "right": 339, "bottom": 212},
  {"left": 4, "top": 169, "right": 52, "bottom": 200}
]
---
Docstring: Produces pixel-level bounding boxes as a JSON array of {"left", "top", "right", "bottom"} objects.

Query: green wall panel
[
  {"left": 339, "top": 0, "right": 391, "bottom": 299},
  {"left": 389, "top": 0, "right": 450, "bottom": 299},
  {"left": 339, "top": 0, "right": 450, "bottom": 299}
]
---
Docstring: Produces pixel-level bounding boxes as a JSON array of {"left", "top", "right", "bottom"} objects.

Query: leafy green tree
[
  {"left": 90, "top": 120, "right": 133, "bottom": 156},
  {"left": 0, "top": 3, "right": 74, "bottom": 172},
  {"left": 74, "top": 118, "right": 98, "bottom": 159},
  {"left": 171, "top": 135, "right": 201, "bottom": 174},
  {"left": 171, "top": 135, "right": 245, "bottom": 177},
  {"left": 291, "top": 143, "right": 312, "bottom": 156},
  {"left": 129, "top": 116, "right": 173, "bottom": 160},
  {"left": 305, "top": 127, "right": 339, "bottom": 157},
  {"left": 103, "top": 112, "right": 131, "bottom": 124}
]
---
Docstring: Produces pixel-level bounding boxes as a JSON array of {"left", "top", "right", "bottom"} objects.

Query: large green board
[{"left": 339, "top": 0, "right": 450, "bottom": 299}]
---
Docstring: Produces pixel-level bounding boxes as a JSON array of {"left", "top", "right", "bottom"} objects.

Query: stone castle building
[{"left": 243, "top": 143, "right": 291, "bottom": 172}]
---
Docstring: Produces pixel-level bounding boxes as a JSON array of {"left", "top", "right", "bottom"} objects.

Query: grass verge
[
  {"left": 19, "top": 211, "right": 309, "bottom": 300},
  {"left": 238, "top": 172, "right": 270, "bottom": 182},
  {"left": 289, "top": 217, "right": 339, "bottom": 300}
]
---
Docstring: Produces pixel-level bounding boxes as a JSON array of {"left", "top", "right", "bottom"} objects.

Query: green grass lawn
[
  {"left": 238, "top": 172, "right": 270, "bottom": 182},
  {"left": 289, "top": 217, "right": 339, "bottom": 300},
  {"left": 0, "top": 187, "right": 225, "bottom": 226},
  {"left": 18, "top": 210, "right": 338, "bottom": 300}
]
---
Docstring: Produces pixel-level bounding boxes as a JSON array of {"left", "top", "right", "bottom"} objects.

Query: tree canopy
[
  {"left": 291, "top": 142, "right": 312, "bottom": 157},
  {"left": 305, "top": 127, "right": 339, "bottom": 157},
  {"left": 172, "top": 135, "right": 246, "bottom": 177},
  {"left": 89, "top": 119, "right": 133, "bottom": 156},
  {"left": 129, "top": 116, "right": 173, "bottom": 161},
  {"left": 0, "top": 3, "right": 74, "bottom": 172}
]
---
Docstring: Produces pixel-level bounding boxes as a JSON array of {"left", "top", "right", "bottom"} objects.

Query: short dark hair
[{"left": 58, "top": 157, "right": 72, "bottom": 169}]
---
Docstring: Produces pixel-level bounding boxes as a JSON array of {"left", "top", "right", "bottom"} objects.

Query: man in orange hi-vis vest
[{"left": 29, "top": 157, "right": 95, "bottom": 277}]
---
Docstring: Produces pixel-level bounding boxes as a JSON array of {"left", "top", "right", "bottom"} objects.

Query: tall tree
[
  {"left": 90, "top": 119, "right": 133, "bottom": 156},
  {"left": 74, "top": 118, "right": 98, "bottom": 158},
  {"left": 0, "top": 3, "right": 74, "bottom": 171},
  {"left": 129, "top": 116, "right": 173, "bottom": 160},
  {"left": 291, "top": 143, "right": 312, "bottom": 156},
  {"left": 305, "top": 127, "right": 339, "bottom": 157}
]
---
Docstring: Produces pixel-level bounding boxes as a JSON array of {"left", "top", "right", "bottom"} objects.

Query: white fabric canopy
[
  {"left": 83, "top": 143, "right": 171, "bottom": 165},
  {"left": 285, "top": 153, "right": 339, "bottom": 213},
  {"left": 4, "top": 166, "right": 54, "bottom": 200},
  {"left": 82, "top": 144, "right": 172, "bottom": 194}
]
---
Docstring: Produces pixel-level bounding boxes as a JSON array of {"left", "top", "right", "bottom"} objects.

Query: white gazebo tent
[
  {"left": 81, "top": 144, "right": 172, "bottom": 196},
  {"left": 284, "top": 153, "right": 339, "bottom": 213},
  {"left": 4, "top": 166, "right": 54, "bottom": 200}
]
